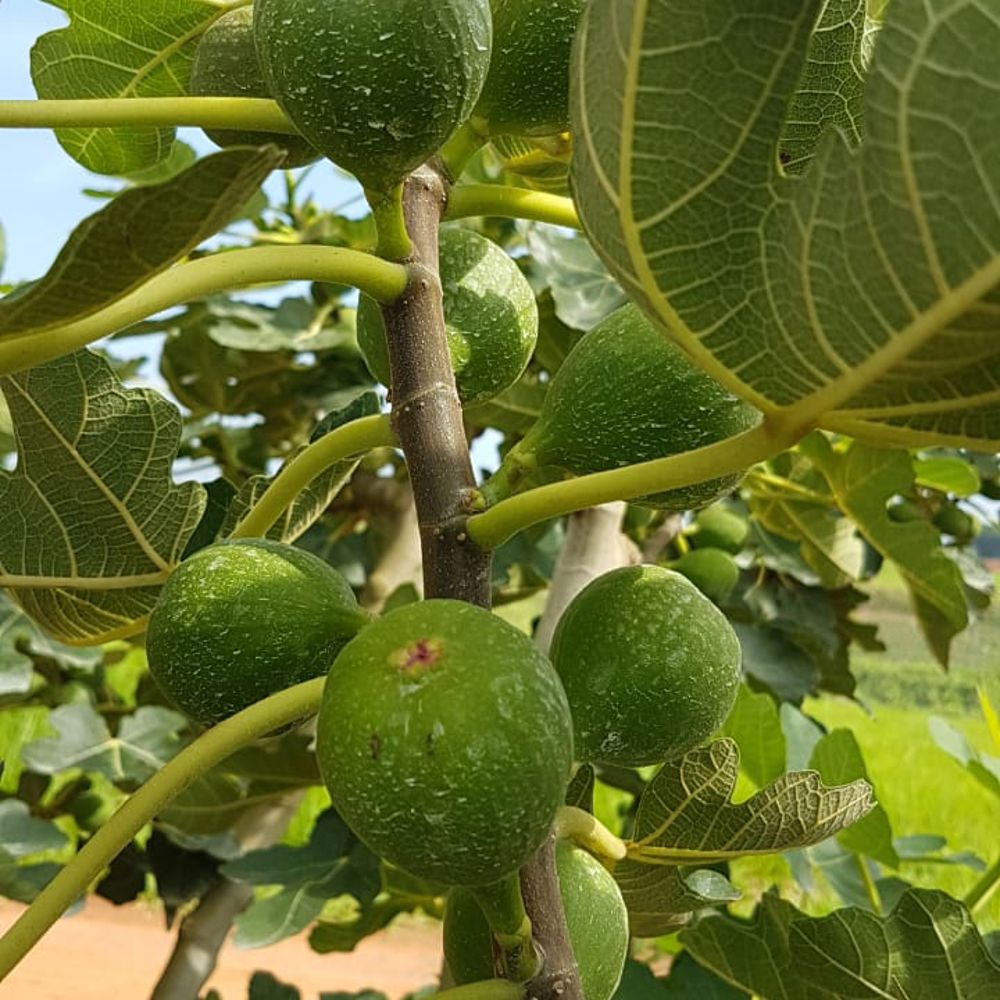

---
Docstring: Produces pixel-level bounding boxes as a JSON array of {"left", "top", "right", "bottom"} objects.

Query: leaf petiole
[
  {"left": 0, "top": 97, "right": 298, "bottom": 134},
  {"left": 439, "top": 121, "right": 488, "bottom": 182},
  {"left": 446, "top": 185, "right": 581, "bottom": 230},
  {"left": 368, "top": 184, "right": 414, "bottom": 261},
  {"left": 468, "top": 422, "right": 795, "bottom": 549},
  {"left": 552, "top": 806, "right": 627, "bottom": 862},
  {"left": 964, "top": 855, "right": 1000, "bottom": 916},
  {"left": 228, "top": 414, "right": 398, "bottom": 540},
  {"left": 0, "top": 246, "right": 408, "bottom": 377}
]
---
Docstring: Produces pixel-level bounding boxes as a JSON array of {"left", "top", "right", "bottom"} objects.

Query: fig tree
[
  {"left": 145, "top": 539, "right": 368, "bottom": 728},
  {"left": 316, "top": 600, "right": 574, "bottom": 887},
  {"left": 444, "top": 840, "right": 629, "bottom": 1000},
  {"left": 475, "top": 0, "right": 589, "bottom": 136},
  {"left": 550, "top": 565, "right": 742, "bottom": 767},
  {"left": 356, "top": 227, "right": 538, "bottom": 404},
  {"left": 189, "top": 8, "right": 318, "bottom": 167},
  {"left": 254, "top": 0, "right": 493, "bottom": 194},
  {"left": 486, "top": 304, "right": 760, "bottom": 511}
]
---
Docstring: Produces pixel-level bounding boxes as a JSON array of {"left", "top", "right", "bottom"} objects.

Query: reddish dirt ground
[{"left": 0, "top": 898, "right": 441, "bottom": 999}]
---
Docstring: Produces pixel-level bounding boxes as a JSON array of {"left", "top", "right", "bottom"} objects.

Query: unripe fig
[
  {"left": 671, "top": 547, "right": 740, "bottom": 603},
  {"left": 488, "top": 304, "right": 760, "bottom": 512},
  {"left": 316, "top": 600, "right": 574, "bottom": 886},
  {"left": 356, "top": 228, "right": 538, "bottom": 404},
  {"left": 550, "top": 565, "right": 742, "bottom": 766},
  {"left": 146, "top": 539, "right": 368, "bottom": 727},
  {"left": 475, "top": 0, "right": 589, "bottom": 137},
  {"left": 690, "top": 506, "right": 749, "bottom": 554},
  {"left": 189, "top": 8, "right": 318, "bottom": 167},
  {"left": 254, "top": 0, "right": 493, "bottom": 193},
  {"left": 444, "top": 840, "right": 629, "bottom": 1000}
]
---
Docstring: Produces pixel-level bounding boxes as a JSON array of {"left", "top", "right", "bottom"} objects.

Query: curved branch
[
  {"left": 0, "top": 677, "right": 326, "bottom": 983},
  {"left": 0, "top": 97, "right": 298, "bottom": 134},
  {"left": 228, "top": 414, "right": 399, "bottom": 540},
  {"left": 469, "top": 423, "right": 793, "bottom": 549},
  {"left": 0, "top": 247, "right": 408, "bottom": 376},
  {"left": 445, "top": 185, "right": 581, "bottom": 230}
]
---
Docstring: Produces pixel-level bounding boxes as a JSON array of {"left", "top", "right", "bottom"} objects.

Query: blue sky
[{"left": 0, "top": 0, "right": 361, "bottom": 283}]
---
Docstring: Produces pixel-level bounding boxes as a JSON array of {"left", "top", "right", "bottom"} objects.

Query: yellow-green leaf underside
[
  {"left": 571, "top": 0, "right": 1000, "bottom": 451},
  {"left": 0, "top": 351, "right": 204, "bottom": 645},
  {"left": 32, "top": 0, "right": 248, "bottom": 174}
]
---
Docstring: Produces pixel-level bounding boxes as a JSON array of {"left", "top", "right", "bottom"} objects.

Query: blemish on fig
[
  {"left": 369, "top": 732, "right": 382, "bottom": 760},
  {"left": 390, "top": 637, "right": 444, "bottom": 675}
]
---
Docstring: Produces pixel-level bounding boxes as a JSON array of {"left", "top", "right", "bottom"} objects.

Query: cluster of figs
[
  {"left": 148, "top": 541, "right": 742, "bottom": 995},
  {"left": 157, "top": 0, "right": 759, "bottom": 992}
]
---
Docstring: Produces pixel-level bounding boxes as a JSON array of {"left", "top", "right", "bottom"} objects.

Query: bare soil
[{"left": 0, "top": 897, "right": 441, "bottom": 1000}]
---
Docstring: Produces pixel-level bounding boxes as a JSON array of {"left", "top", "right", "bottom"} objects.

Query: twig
[{"left": 150, "top": 796, "right": 305, "bottom": 1000}]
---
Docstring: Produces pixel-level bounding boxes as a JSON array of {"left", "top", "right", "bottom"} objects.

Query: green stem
[
  {"left": 368, "top": 185, "right": 414, "bottom": 261},
  {"left": 472, "top": 876, "right": 539, "bottom": 983},
  {"left": 445, "top": 185, "right": 581, "bottom": 230},
  {"left": 0, "top": 97, "right": 298, "bottom": 133},
  {"left": 229, "top": 414, "right": 398, "bottom": 539},
  {"left": 435, "top": 982, "right": 523, "bottom": 1000},
  {"left": 855, "top": 855, "right": 882, "bottom": 915},
  {"left": 0, "top": 246, "right": 408, "bottom": 377},
  {"left": 964, "top": 855, "right": 1000, "bottom": 915},
  {"left": 439, "top": 122, "right": 487, "bottom": 182},
  {"left": 469, "top": 422, "right": 793, "bottom": 549},
  {"left": 552, "top": 806, "right": 627, "bottom": 862},
  {"left": 0, "top": 678, "right": 326, "bottom": 983}
]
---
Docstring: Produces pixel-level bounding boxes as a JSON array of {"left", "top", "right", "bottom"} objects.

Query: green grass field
[{"left": 736, "top": 564, "right": 1000, "bottom": 932}]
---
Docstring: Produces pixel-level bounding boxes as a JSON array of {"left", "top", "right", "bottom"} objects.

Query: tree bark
[
  {"left": 379, "top": 165, "right": 491, "bottom": 606},
  {"left": 150, "top": 796, "right": 302, "bottom": 1000},
  {"left": 378, "top": 162, "right": 582, "bottom": 1000}
]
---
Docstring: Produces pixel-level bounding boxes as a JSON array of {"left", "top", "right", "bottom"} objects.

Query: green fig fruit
[
  {"left": 475, "top": 0, "right": 589, "bottom": 136},
  {"left": 670, "top": 547, "right": 740, "bottom": 603},
  {"left": 254, "top": 0, "right": 492, "bottom": 194},
  {"left": 933, "top": 502, "right": 979, "bottom": 541},
  {"left": 550, "top": 565, "right": 742, "bottom": 767},
  {"left": 316, "top": 600, "right": 574, "bottom": 886},
  {"left": 689, "top": 506, "right": 749, "bottom": 554},
  {"left": 146, "top": 539, "right": 368, "bottom": 727},
  {"left": 444, "top": 840, "right": 629, "bottom": 1000},
  {"left": 189, "top": 8, "right": 319, "bottom": 167},
  {"left": 887, "top": 498, "right": 926, "bottom": 523},
  {"left": 356, "top": 228, "right": 538, "bottom": 404},
  {"left": 488, "top": 304, "right": 760, "bottom": 511}
]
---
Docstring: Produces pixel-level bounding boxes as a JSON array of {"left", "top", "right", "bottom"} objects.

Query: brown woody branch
[{"left": 377, "top": 162, "right": 582, "bottom": 1000}]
